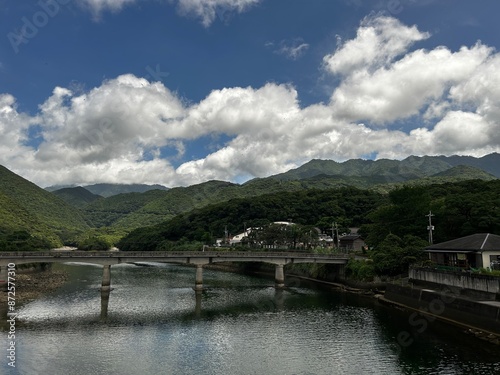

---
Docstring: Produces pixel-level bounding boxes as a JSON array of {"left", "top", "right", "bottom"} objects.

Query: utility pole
[
  {"left": 244, "top": 222, "right": 249, "bottom": 247},
  {"left": 332, "top": 222, "right": 339, "bottom": 248},
  {"left": 426, "top": 211, "right": 435, "bottom": 244}
]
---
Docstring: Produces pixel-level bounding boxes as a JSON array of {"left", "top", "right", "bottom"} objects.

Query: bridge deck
[
  {"left": 0, "top": 250, "right": 348, "bottom": 257},
  {"left": 0, "top": 251, "right": 349, "bottom": 290},
  {"left": 0, "top": 251, "right": 349, "bottom": 266}
]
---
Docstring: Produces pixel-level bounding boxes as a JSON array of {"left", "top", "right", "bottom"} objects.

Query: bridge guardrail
[{"left": 0, "top": 251, "right": 349, "bottom": 259}]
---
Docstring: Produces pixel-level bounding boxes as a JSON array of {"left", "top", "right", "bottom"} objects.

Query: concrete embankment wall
[
  {"left": 409, "top": 267, "right": 500, "bottom": 300},
  {"left": 384, "top": 284, "right": 500, "bottom": 334}
]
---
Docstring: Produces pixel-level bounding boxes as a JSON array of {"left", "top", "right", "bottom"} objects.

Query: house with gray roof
[{"left": 424, "top": 233, "right": 500, "bottom": 269}]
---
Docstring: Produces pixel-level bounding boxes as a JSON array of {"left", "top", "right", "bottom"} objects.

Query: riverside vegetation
[{"left": 1, "top": 155, "right": 500, "bottom": 281}]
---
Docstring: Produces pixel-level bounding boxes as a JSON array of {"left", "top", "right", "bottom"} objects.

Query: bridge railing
[{"left": 0, "top": 251, "right": 349, "bottom": 259}]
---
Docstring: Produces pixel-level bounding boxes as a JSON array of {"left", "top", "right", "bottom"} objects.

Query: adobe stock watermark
[
  {"left": 394, "top": 285, "right": 458, "bottom": 354},
  {"left": 385, "top": 0, "right": 421, "bottom": 16},
  {"left": 6, "top": 263, "right": 17, "bottom": 368},
  {"left": 7, "top": 0, "right": 73, "bottom": 54},
  {"left": 144, "top": 64, "right": 170, "bottom": 83}
]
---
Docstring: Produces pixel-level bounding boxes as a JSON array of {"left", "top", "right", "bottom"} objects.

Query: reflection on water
[
  {"left": 2, "top": 262, "right": 500, "bottom": 375},
  {"left": 100, "top": 289, "right": 110, "bottom": 321}
]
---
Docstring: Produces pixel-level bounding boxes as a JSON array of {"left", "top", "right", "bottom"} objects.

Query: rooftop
[{"left": 425, "top": 233, "right": 500, "bottom": 251}]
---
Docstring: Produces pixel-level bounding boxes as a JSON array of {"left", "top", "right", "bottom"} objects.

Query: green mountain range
[
  {"left": 0, "top": 153, "right": 498, "bottom": 249},
  {"left": 58, "top": 158, "right": 496, "bottom": 231},
  {"left": 50, "top": 154, "right": 500, "bottom": 228},
  {"left": 273, "top": 154, "right": 500, "bottom": 181},
  {"left": 46, "top": 183, "right": 169, "bottom": 197}
]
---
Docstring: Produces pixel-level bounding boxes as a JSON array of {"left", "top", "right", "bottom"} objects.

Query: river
[{"left": 2, "top": 262, "right": 500, "bottom": 375}]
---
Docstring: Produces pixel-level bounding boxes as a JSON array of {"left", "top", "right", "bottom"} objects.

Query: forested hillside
[
  {"left": 117, "top": 187, "right": 388, "bottom": 251},
  {"left": 361, "top": 179, "right": 500, "bottom": 246},
  {"left": 52, "top": 186, "right": 103, "bottom": 208},
  {"left": 0, "top": 166, "right": 89, "bottom": 249},
  {"left": 118, "top": 180, "right": 500, "bottom": 252}
]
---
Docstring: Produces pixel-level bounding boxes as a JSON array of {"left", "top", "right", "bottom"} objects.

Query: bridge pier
[
  {"left": 274, "top": 288, "right": 285, "bottom": 311},
  {"left": 275, "top": 264, "right": 285, "bottom": 288},
  {"left": 337, "top": 264, "right": 346, "bottom": 280},
  {"left": 101, "top": 264, "right": 111, "bottom": 292},
  {"left": 195, "top": 264, "right": 203, "bottom": 291}
]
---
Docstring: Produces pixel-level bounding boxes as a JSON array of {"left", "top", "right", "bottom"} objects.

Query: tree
[
  {"left": 78, "top": 236, "right": 112, "bottom": 250},
  {"left": 370, "top": 234, "right": 427, "bottom": 276}
]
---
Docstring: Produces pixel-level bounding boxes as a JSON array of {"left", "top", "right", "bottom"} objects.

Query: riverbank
[{"left": 0, "top": 268, "right": 69, "bottom": 305}]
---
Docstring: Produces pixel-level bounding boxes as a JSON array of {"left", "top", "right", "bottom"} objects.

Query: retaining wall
[
  {"left": 385, "top": 284, "right": 500, "bottom": 334},
  {"left": 409, "top": 267, "right": 500, "bottom": 299}
]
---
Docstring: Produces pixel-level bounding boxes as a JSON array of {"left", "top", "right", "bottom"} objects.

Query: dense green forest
[
  {"left": 117, "top": 187, "right": 385, "bottom": 251},
  {"left": 361, "top": 179, "right": 500, "bottom": 245},
  {"left": 117, "top": 180, "right": 500, "bottom": 252},
  {"left": 0, "top": 166, "right": 89, "bottom": 250}
]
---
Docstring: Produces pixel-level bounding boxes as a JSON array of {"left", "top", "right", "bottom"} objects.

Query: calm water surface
[{"left": 2, "top": 262, "right": 500, "bottom": 375}]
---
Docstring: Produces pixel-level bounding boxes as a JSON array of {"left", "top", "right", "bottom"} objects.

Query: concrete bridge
[{"left": 0, "top": 251, "right": 349, "bottom": 290}]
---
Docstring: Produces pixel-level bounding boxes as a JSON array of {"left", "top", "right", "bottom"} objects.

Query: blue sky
[{"left": 1, "top": 0, "right": 500, "bottom": 187}]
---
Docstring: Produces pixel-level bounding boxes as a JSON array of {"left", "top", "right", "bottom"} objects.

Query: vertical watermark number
[{"left": 6, "top": 263, "right": 16, "bottom": 368}]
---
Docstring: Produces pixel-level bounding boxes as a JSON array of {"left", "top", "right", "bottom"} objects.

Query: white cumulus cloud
[
  {"left": 324, "top": 16, "right": 430, "bottom": 76},
  {"left": 2, "top": 15, "right": 500, "bottom": 188},
  {"left": 329, "top": 43, "right": 492, "bottom": 123}
]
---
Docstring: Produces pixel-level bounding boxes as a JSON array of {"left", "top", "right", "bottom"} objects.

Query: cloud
[
  {"left": 329, "top": 43, "right": 492, "bottom": 123},
  {"left": 79, "top": 0, "right": 260, "bottom": 24},
  {"left": 268, "top": 38, "right": 310, "bottom": 60},
  {"left": 323, "top": 16, "right": 430, "bottom": 76},
  {"left": 419, "top": 111, "right": 493, "bottom": 153},
  {"left": 36, "top": 74, "right": 185, "bottom": 163},
  {"left": 80, "top": 0, "right": 137, "bottom": 18},
  {"left": 449, "top": 54, "right": 500, "bottom": 124},
  {"left": 2, "top": 15, "right": 500, "bottom": 188},
  {"left": 173, "top": 0, "right": 261, "bottom": 27},
  {"left": 0, "top": 94, "right": 36, "bottom": 164}
]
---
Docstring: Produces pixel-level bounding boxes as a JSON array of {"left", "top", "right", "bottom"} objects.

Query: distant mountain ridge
[
  {"left": 51, "top": 186, "right": 103, "bottom": 208},
  {"left": 272, "top": 153, "right": 500, "bottom": 181},
  {"left": 46, "top": 183, "right": 169, "bottom": 197}
]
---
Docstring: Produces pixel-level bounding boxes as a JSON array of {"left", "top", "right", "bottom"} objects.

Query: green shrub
[
  {"left": 78, "top": 237, "right": 111, "bottom": 250},
  {"left": 346, "top": 258, "right": 375, "bottom": 281}
]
